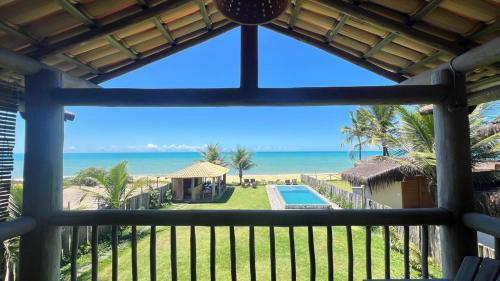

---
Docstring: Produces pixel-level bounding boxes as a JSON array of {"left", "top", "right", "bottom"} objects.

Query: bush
[{"left": 148, "top": 188, "right": 173, "bottom": 209}]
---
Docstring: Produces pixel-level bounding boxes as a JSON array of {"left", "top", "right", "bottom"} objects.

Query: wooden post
[
  {"left": 432, "top": 69, "right": 477, "bottom": 278},
  {"left": 240, "top": 25, "right": 258, "bottom": 91},
  {"left": 20, "top": 69, "right": 64, "bottom": 281}
]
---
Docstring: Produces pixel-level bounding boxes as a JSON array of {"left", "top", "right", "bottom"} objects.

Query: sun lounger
[
  {"left": 285, "top": 179, "right": 291, "bottom": 185},
  {"left": 291, "top": 179, "right": 297, "bottom": 185}
]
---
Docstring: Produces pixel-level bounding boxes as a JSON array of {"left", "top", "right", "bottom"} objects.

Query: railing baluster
[
  {"left": 112, "top": 225, "right": 118, "bottom": 281},
  {"left": 308, "top": 226, "right": 316, "bottom": 281},
  {"left": 269, "top": 226, "right": 276, "bottom": 281},
  {"left": 249, "top": 226, "right": 256, "bottom": 281},
  {"left": 421, "top": 225, "right": 429, "bottom": 279},
  {"left": 495, "top": 237, "right": 499, "bottom": 260},
  {"left": 347, "top": 226, "right": 353, "bottom": 281},
  {"left": 171, "top": 226, "right": 177, "bottom": 281},
  {"left": 70, "top": 226, "right": 79, "bottom": 281},
  {"left": 230, "top": 226, "right": 237, "bottom": 281},
  {"left": 210, "top": 226, "right": 216, "bottom": 281},
  {"left": 91, "top": 225, "right": 98, "bottom": 281},
  {"left": 190, "top": 225, "right": 196, "bottom": 281},
  {"left": 289, "top": 226, "right": 296, "bottom": 281},
  {"left": 150, "top": 225, "right": 157, "bottom": 281},
  {"left": 327, "top": 226, "right": 333, "bottom": 281},
  {"left": 132, "top": 226, "right": 138, "bottom": 281},
  {"left": 365, "top": 226, "right": 372, "bottom": 280},
  {"left": 383, "top": 225, "right": 390, "bottom": 279},
  {"left": 403, "top": 226, "right": 410, "bottom": 279}
]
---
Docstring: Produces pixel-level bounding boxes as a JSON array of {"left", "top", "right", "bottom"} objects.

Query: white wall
[{"left": 365, "top": 181, "right": 402, "bottom": 208}]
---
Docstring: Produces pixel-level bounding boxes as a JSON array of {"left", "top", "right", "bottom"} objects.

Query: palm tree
[
  {"left": 231, "top": 146, "right": 256, "bottom": 185},
  {"left": 358, "top": 105, "right": 398, "bottom": 156},
  {"left": 340, "top": 110, "right": 367, "bottom": 160},
  {"left": 2, "top": 184, "right": 23, "bottom": 281},
  {"left": 200, "top": 144, "right": 226, "bottom": 166},
  {"left": 392, "top": 104, "right": 499, "bottom": 189},
  {"left": 84, "top": 161, "right": 138, "bottom": 209}
]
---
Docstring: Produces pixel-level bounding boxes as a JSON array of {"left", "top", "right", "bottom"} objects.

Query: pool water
[{"left": 276, "top": 185, "right": 328, "bottom": 205}]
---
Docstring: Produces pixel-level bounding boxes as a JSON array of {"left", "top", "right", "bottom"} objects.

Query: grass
[
  {"left": 326, "top": 180, "right": 353, "bottom": 192},
  {"left": 67, "top": 186, "right": 441, "bottom": 281}
]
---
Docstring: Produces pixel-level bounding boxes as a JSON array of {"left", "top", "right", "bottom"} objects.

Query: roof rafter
[
  {"left": 288, "top": 0, "right": 304, "bottom": 29},
  {"left": 27, "top": 0, "right": 191, "bottom": 59},
  {"left": 265, "top": 23, "right": 405, "bottom": 82},
  {"left": 196, "top": 0, "right": 212, "bottom": 30},
  {"left": 325, "top": 14, "right": 348, "bottom": 42},
  {"left": 399, "top": 50, "right": 444, "bottom": 74},
  {"left": 0, "top": 19, "right": 41, "bottom": 46},
  {"left": 105, "top": 35, "right": 138, "bottom": 60},
  {"left": 408, "top": 0, "right": 443, "bottom": 24},
  {"left": 153, "top": 17, "right": 176, "bottom": 45},
  {"left": 58, "top": 54, "right": 101, "bottom": 75},
  {"left": 135, "top": 0, "right": 149, "bottom": 8},
  {"left": 55, "top": 0, "right": 95, "bottom": 27},
  {"left": 363, "top": 32, "right": 397, "bottom": 59},
  {"left": 91, "top": 22, "right": 238, "bottom": 84},
  {"left": 464, "top": 20, "right": 500, "bottom": 42},
  {"left": 314, "top": 0, "right": 464, "bottom": 55}
]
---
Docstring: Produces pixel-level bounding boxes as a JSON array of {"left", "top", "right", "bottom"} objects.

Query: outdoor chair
[
  {"left": 250, "top": 178, "right": 256, "bottom": 188},
  {"left": 291, "top": 179, "right": 298, "bottom": 185},
  {"left": 243, "top": 178, "right": 250, "bottom": 187},
  {"left": 285, "top": 179, "right": 291, "bottom": 185},
  {"left": 368, "top": 256, "right": 499, "bottom": 281}
]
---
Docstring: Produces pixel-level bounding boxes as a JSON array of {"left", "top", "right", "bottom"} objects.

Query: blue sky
[{"left": 14, "top": 27, "right": 394, "bottom": 153}]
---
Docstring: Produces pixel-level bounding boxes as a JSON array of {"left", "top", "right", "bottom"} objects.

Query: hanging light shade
[{"left": 213, "top": 0, "right": 290, "bottom": 25}]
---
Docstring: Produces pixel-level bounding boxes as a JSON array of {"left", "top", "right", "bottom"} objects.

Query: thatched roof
[
  {"left": 167, "top": 161, "right": 229, "bottom": 178},
  {"left": 478, "top": 119, "right": 500, "bottom": 138},
  {"left": 418, "top": 104, "right": 433, "bottom": 115},
  {"left": 0, "top": 0, "right": 499, "bottom": 92},
  {"left": 341, "top": 157, "right": 415, "bottom": 189}
]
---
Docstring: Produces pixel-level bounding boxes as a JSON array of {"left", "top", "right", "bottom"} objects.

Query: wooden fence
[
  {"left": 61, "top": 184, "right": 171, "bottom": 256},
  {"left": 301, "top": 174, "right": 496, "bottom": 264}
]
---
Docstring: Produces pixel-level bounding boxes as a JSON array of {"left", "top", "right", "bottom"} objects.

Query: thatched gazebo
[
  {"left": 167, "top": 161, "right": 229, "bottom": 202},
  {"left": 341, "top": 158, "right": 433, "bottom": 208}
]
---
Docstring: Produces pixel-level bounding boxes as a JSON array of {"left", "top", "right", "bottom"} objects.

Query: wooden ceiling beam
[
  {"left": 153, "top": 17, "right": 176, "bottom": 45},
  {"left": 136, "top": 0, "right": 149, "bottom": 8},
  {"left": 0, "top": 20, "right": 41, "bottom": 46},
  {"left": 289, "top": 0, "right": 304, "bottom": 29},
  {"left": 58, "top": 54, "right": 101, "bottom": 75},
  {"left": 325, "top": 14, "right": 348, "bottom": 42},
  {"left": 55, "top": 0, "right": 95, "bottom": 27},
  {"left": 464, "top": 21, "right": 500, "bottom": 42},
  {"left": 399, "top": 50, "right": 444, "bottom": 74},
  {"left": 27, "top": 0, "right": 191, "bottom": 59},
  {"left": 314, "top": 0, "right": 464, "bottom": 55},
  {"left": 265, "top": 23, "right": 405, "bottom": 82},
  {"left": 363, "top": 32, "right": 397, "bottom": 59},
  {"left": 197, "top": 0, "right": 212, "bottom": 30},
  {"left": 408, "top": 0, "right": 443, "bottom": 24},
  {"left": 91, "top": 22, "right": 238, "bottom": 84},
  {"left": 105, "top": 35, "right": 138, "bottom": 60}
]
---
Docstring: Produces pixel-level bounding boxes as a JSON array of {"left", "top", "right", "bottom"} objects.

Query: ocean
[{"left": 12, "top": 151, "right": 382, "bottom": 178}]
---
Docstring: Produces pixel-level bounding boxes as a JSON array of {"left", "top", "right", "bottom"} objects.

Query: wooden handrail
[
  {"left": 463, "top": 212, "right": 500, "bottom": 238},
  {"left": 0, "top": 217, "right": 36, "bottom": 241},
  {"left": 49, "top": 208, "right": 453, "bottom": 226}
]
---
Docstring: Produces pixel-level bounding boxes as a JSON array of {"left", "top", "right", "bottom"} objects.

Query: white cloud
[{"left": 146, "top": 143, "right": 159, "bottom": 150}]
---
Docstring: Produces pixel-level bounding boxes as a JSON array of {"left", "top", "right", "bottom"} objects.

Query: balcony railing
[{"left": 48, "top": 208, "right": 453, "bottom": 281}]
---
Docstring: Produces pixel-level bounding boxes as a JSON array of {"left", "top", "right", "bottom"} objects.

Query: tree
[
  {"left": 358, "top": 105, "right": 398, "bottom": 156},
  {"left": 200, "top": 144, "right": 226, "bottom": 166},
  {"left": 83, "top": 161, "right": 138, "bottom": 209},
  {"left": 340, "top": 110, "right": 367, "bottom": 160},
  {"left": 2, "top": 184, "right": 23, "bottom": 281},
  {"left": 231, "top": 146, "right": 256, "bottom": 185},
  {"left": 72, "top": 167, "right": 106, "bottom": 187},
  {"left": 392, "top": 104, "right": 499, "bottom": 191}
]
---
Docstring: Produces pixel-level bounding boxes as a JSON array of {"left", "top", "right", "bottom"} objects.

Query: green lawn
[
  {"left": 70, "top": 186, "right": 440, "bottom": 280},
  {"left": 327, "top": 180, "right": 353, "bottom": 192}
]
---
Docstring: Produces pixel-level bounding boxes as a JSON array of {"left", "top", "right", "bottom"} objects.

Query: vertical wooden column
[
  {"left": 432, "top": 69, "right": 477, "bottom": 278},
  {"left": 240, "top": 25, "right": 258, "bottom": 91},
  {"left": 20, "top": 69, "right": 64, "bottom": 281}
]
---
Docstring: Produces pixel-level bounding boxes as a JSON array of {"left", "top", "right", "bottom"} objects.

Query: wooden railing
[
  {"left": 49, "top": 208, "right": 453, "bottom": 281},
  {"left": 463, "top": 212, "right": 500, "bottom": 260},
  {"left": 0, "top": 217, "right": 36, "bottom": 241}
]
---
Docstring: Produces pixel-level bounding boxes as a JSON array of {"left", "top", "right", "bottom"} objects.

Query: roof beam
[
  {"left": 58, "top": 54, "right": 101, "bottom": 75},
  {"left": 468, "top": 84, "right": 500, "bottom": 105},
  {"left": 0, "top": 20, "right": 41, "bottom": 46},
  {"left": 136, "top": 0, "right": 149, "bottom": 8},
  {"left": 27, "top": 0, "right": 191, "bottom": 59},
  {"left": 196, "top": 0, "right": 212, "bottom": 30},
  {"left": 399, "top": 50, "right": 444, "bottom": 73},
  {"left": 106, "top": 35, "right": 138, "bottom": 60},
  {"left": 325, "top": 14, "right": 348, "bottom": 42},
  {"left": 363, "top": 32, "right": 397, "bottom": 59},
  {"left": 55, "top": 0, "right": 95, "bottom": 27},
  {"left": 265, "top": 23, "right": 405, "bottom": 82},
  {"left": 289, "top": 0, "right": 304, "bottom": 29},
  {"left": 153, "top": 17, "right": 176, "bottom": 45},
  {"left": 314, "top": 0, "right": 464, "bottom": 55},
  {"left": 464, "top": 20, "right": 500, "bottom": 42},
  {"left": 408, "top": 0, "right": 443, "bottom": 24},
  {"left": 53, "top": 85, "right": 447, "bottom": 107},
  {"left": 91, "top": 22, "right": 237, "bottom": 84}
]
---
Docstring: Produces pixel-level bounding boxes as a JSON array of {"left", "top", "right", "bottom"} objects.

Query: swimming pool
[{"left": 275, "top": 185, "right": 331, "bottom": 209}]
